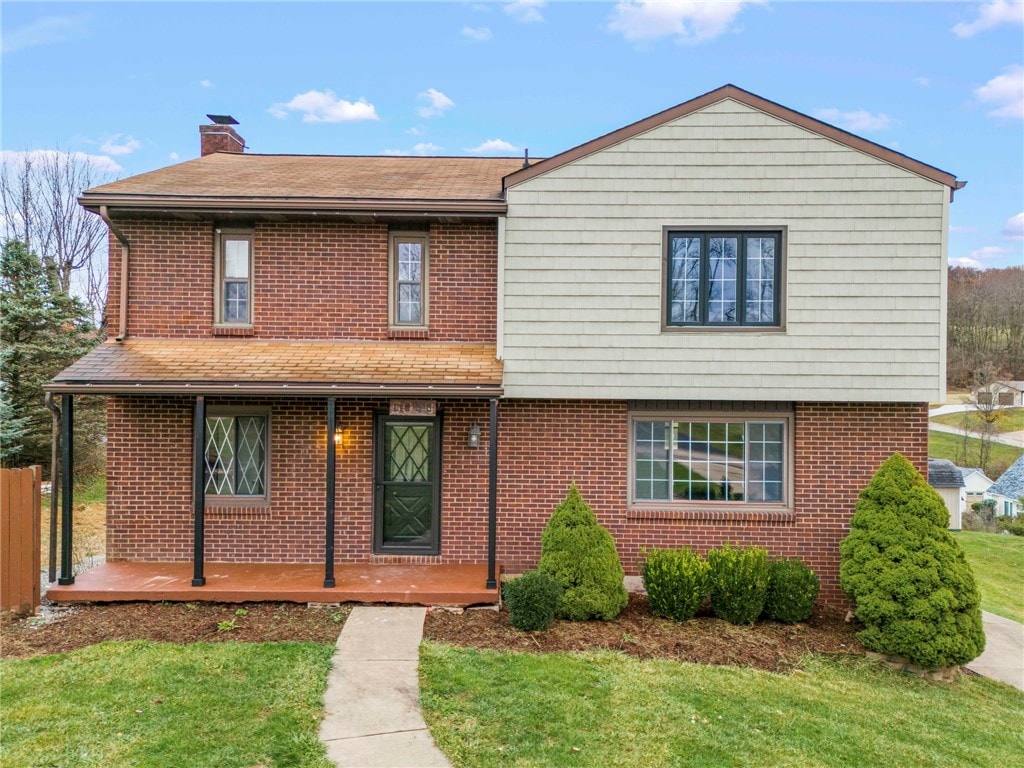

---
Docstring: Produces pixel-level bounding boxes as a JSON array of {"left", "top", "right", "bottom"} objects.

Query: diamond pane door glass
[
  {"left": 205, "top": 416, "right": 235, "bottom": 495},
  {"left": 382, "top": 423, "right": 434, "bottom": 548},
  {"left": 235, "top": 416, "right": 266, "bottom": 495}
]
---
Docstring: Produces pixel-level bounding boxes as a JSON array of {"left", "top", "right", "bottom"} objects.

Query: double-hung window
[
  {"left": 632, "top": 416, "right": 789, "bottom": 506},
  {"left": 666, "top": 230, "right": 782, "bottom": 327},
  {"left": 390, "top": 232, "right": 428, "bottom": 328},
  {"left": 215, "top": 231, "right": 253, "bottom": 326},
  {"left": 204, "top": 413, "right": 268, "bottom": 499}
]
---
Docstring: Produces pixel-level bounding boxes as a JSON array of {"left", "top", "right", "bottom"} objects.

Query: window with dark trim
[
  {"left": 666, "top": 231, "right": 781, "bottom": 326},
  {"left": 215, "top": 231, "right": 253, "bottom": 326},
  {"left": 632, "top": 416, "right": 788, "bottom": 505},
  {"left": 204, "top": 414, "right": 268, "bottom": 497},
  {"left": 390, "top": 232, "right": 429, "bottom": 328}
]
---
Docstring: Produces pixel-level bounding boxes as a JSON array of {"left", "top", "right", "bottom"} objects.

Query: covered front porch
[{"left": 45, "top": 561, "right": 500, "bottom": 606}]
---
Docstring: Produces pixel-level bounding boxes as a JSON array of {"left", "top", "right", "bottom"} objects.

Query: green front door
[{"left": 374, "top": 415, "right": 441, "bottom": 555}]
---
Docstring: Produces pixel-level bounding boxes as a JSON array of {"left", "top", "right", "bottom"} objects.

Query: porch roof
[{"left": 46, "top": 339, "right": 503, "bottom": 397}]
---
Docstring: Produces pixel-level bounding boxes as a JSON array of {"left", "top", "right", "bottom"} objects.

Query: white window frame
[
  {"left": 628, "top": 410, "right": 794, "bottom": 511},
  {"left": 389, "top": 231, "right": 429, "bottom": 330},
  {"left": 202, "top": 407, "right": 271, "bottom": 506},
  {"left": 214, "top": 229, "right": 254, "bottom": 327}
]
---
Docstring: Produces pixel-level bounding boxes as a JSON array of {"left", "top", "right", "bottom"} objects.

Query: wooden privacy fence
[{"left": 0, "top": 466, "right": 42, "bottom": 614}]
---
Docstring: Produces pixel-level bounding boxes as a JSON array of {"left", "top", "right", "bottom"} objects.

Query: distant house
[
  {"left": 975, "top": 380, "right": 1024, "bottom": 407},
  {"left": 988, "top": 456, "right": 1024, "bottom": 518},
  {"left": 959, "top": 467, "right": 994, "bottom": 507},
  {"left": 928, "top": 459, "right": 966, "bottom": 530}
]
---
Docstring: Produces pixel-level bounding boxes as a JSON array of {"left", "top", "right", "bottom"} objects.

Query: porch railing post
[
  {"left": 191, "top": 395, "right": 206, "bottom": 587},
  {"left": 324, "top": 397, "right": 337, "bottom": 588},
  {"left": 487, "top": 397, "right": 498, "bottom": 590},
  {"left": 57, "top": 394, "right": 75, "bottom": 585}
]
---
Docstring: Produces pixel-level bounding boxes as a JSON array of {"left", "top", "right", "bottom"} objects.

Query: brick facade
[
  {"left": 106, "top": 398, "right": 927, "bottom": 605},
  {"left": 107, "top": 219, "right": 496, "bottom": 342}
]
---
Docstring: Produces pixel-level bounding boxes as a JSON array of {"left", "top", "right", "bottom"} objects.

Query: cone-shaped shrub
[
  {"left": 538, "top": 483, "right": 628, "bottom": 621},
  {"left": 839, "top": 453, "right": 985, "bottom": 669}
]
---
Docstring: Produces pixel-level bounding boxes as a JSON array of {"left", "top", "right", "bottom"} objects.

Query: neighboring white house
[
  {"left": 975, "top": 380, "right": 1024, "bottom": 407},
  {"left": 988, "top": 456, "right": 1024, "bottom": 518},
  {"left": 929, "top": 459, "right": 966, "bottom": 530},
  {"left": 959, "top": 467, "right": 995, "bottom": 507}
]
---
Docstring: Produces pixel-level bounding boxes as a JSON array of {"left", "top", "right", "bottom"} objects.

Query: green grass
[
  {"left": 954, "top": 531, "right": 1024, "bottom": 623},
  {"left": 928, "top": 430, "right": 1022, "bottom": 478},
  {"left": 931, "top": 408, "right": 1024, "bottom": 434},
  {"left": 420, "top": 644, "right": 1024, "bottom": 768},
  {"left": 1, "top": 640, "right": 334, "bottom": 768},
  {"left": 74, "top": 473, "right": 107, "bottom": 504}
]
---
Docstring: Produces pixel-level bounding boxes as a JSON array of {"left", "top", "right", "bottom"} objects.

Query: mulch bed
[
  {"left": 424, "top": 594, "right": 864, "bottom": 673},
  {"left": 1, "top": 601, "right": 350, "bottom": 659}
]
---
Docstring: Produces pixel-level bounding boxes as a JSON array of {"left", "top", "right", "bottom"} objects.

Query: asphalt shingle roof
[
  {"left": 989, "top": 456, "right": 1024, "bottom": 498},
  {"left": 928, "top": 459, "right": 965, "bottom": 488}
]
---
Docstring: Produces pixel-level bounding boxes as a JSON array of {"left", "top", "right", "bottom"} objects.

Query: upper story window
[
  {"left": 215, "top": 230, "right": 253, "bottom": 326},
  {"left": 665, "top": 230, "right": 782, "bottom": 328},
  {"left": 390, "top": 232, "right": 429, "bottom": 328}
]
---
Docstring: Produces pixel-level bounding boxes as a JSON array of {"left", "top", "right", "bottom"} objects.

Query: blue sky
[{"left": 3, "top": 1, "right": 1022, "bottom": 269}]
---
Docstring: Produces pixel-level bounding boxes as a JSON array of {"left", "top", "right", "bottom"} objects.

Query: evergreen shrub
[
  {"left": 503, "top": 571, "right": 563, "bottom": 631},
  {"left": 706, "top": 543, "right": 770, "bottom": 625},
  {"left": 538, "top": 483, "right": 628, "bottom": 621},
  {"left": 839, "top": 453, "right": 985, "bottom": 669},
  {"left": 641, "top": 548, "right": 709, "bottom": 621},
  {"left": 763, "top": 558, "right": 819, "bottom": 623}
]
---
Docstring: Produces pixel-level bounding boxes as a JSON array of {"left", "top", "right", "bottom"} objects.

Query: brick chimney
[{"left": 200, "top": 116, "right": 245, "bottom": 157}]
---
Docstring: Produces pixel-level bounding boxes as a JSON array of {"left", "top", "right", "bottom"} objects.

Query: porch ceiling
[{"left": 45, "top": 339, "right": 503, "bottom": 397}]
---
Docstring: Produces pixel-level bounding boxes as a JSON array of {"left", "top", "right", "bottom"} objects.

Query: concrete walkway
[
  {"left": 928, "top": 421, "right": 1024, "bottom": 449},
  {"left": 320, "top": 606, "right": 452, "bottom": 768},
  {"left": 967, "top": 611, "right": 1024, "bottom": 691}
]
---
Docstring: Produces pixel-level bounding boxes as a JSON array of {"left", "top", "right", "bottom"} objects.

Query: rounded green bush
[
  {"left": 707, "top": 543, "right": 770, "bottom": 625},
  {"left": 641, "top": 547, "right": 710, "bottom": 621},
  {"left": 503, "top": 571, "right": 563, "bottom": 631},
  {"left": 839, "top": 453, "right": 985, "bottom": 669},
  {"left": 763, "top": 557, "right": 819, "bottom": 623},
  {"left": 538, "top": 483, "right": 628, "bottom": 621}
]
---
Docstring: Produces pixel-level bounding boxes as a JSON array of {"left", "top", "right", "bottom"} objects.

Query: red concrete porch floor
[{"left": 45, "top": 562, "right": 501, "bottom": 606}]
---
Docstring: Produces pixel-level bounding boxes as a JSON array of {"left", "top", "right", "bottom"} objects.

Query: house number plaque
[{"left": 390, "top": 399, "right": 436, "bottom": 417}]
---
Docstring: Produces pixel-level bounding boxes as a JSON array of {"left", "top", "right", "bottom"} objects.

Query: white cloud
[
  {"left": 417, "top": 88, "right": 455, "bottom": 119},
  {"left": 382, "top": 142, "right": 444, "bottom": 156},
  {"left": 466, "top": 138, "right": 521, "bottom": 154},
  {"left": 269, "top": 90, "right": 379, "bottom": 123},
  {"left": 607, "top": 1, "right": 753, "bottom": 43},
  {"left": 969, "top": 245, "right": 1011, "bottom": 260},
  {"left": 504, "top": 1, "right": 546, "bottom": 23},
  {"left": 915, "top": 76, "right": 930, "bottom": 87},
  {"left": 813, "top": 108, "right": 895, "bottom": 132},
  {"left": 462, "top": 26, "right": 492, "bottom": 41},
  {"left": 199, "top": 79, "right": 214, "bottom": 89},
  {"left": 169, "top": 152, "right": 180, "bottom": 162},
  {"left": 950, "top": 257, "right": 985, "bottom": 269},
  {"left": 406, "top": 127, "right": 424, "bottom": 136},
  {"left": 0, "top": 149, "right": 122, "bottom": 175},
  {"left": 1, "top": 14, "right": 87, "bottom": 54},
  {"left": 952, "top": 0, "right": 1023, "bottom": 38},
  {"left": 975, "top": 65, "right": 1024, "bottom": 119},
  {"left": 948, "top": 224, "right": 978, "bottom": 234},
  {"left": 99, "top": 134, "right": 141, "bottom": 156},
  {"left": 1002, "top": 212, "right": 1024, "bottom": 239}
]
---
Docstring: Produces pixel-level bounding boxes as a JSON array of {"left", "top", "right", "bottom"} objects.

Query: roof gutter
[
  {"left": 99, "top": 205, "right": 131, "bottom": 341},
  {"left": 43, "top": 380, "right": 504, "bottom": 398}
]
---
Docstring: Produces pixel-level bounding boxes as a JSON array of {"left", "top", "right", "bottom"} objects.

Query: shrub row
[{"left": 642, "top": 545, "right": 819, "bottom": 625}]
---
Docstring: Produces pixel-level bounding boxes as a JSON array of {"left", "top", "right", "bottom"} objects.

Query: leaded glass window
[
  {"left": 633, "top": 418, "right": 786, "bottom": 504},
  {"left": 204, "top": 414, "right": 267, "bottom": 496},
  {"left": 666, "top": 231, "right": 781, "bottom": 327}
]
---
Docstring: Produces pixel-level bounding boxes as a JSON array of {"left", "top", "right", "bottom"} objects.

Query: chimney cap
[{"left": 206, "top": 114, "right": 239, "bottom": 125}]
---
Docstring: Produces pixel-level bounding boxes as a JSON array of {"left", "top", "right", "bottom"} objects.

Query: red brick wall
[
  {"left": 105, "top": 398, "right": 927, "bottom": 605},
  {"left": 106, "top": 219, "right": 496, "bottom": 342}
]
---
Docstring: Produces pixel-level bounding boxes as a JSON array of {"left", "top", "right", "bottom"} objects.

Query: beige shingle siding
[{"left": 502, "top": 99, "right": 949, "bottom": 402}]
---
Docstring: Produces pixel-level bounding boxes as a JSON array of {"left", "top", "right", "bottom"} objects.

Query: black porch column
[
  {"left": 57, "top": 394, "right": 75, "bottom": 585},
  {"left": 487, "top": 397, "right": 498, "bottom": 590},
  {"left": 191, "top": 396, "right": 206, "bottom": 587},
  {"left": 324, "top": 397, "right": 337, "bottom": 588}
]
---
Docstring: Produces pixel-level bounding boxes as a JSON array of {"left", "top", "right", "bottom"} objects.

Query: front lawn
[
  {"left": 420, "top": 643, "right": 1024, "bottom": 768},
  {"left": 1, "top": 640, "right": 334, "bottom": 768},
  {"left": 931, "top": 407, "right": 1024, "bottom": 433},
  {"left": 928, "top": 430, "right": 1022, "bottom": 478},
  {"left": 955, "top": 531, "right": 1024, "bottom": 623}
]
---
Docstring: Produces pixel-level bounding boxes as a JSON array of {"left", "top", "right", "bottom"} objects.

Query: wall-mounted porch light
[
  {"left": 334, "top": 425, "right": 344, "bottom": 447},
  {"left": 467, "top": 424, "right": 481, "bottom": 449}
]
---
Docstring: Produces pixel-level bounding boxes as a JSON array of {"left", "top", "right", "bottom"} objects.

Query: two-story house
[{"left": 46, "top": 85, "right": 961, "bottom": 607}]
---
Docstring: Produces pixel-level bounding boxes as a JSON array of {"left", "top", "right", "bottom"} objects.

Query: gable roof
[
  {"left": 929, "top": 459, "right": 965, "bottom": 488},
  {"left": 503, "top": 84, "right": 964, "bottom": 196},
  {"left": 80, "top": 155, "right": 527, "bottom": 216},
  {"left": 989, "top": 456, "right": 1024, "bottom": 498}
]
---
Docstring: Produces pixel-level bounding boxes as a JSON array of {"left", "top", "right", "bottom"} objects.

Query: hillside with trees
[{"left": 947, "top": 265, "right": 1024, "bottom": 388}]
